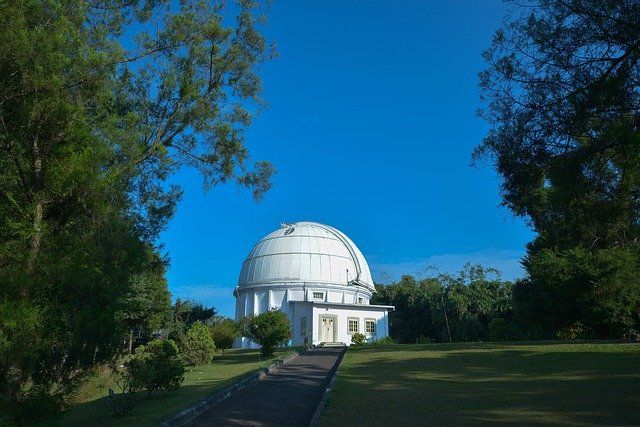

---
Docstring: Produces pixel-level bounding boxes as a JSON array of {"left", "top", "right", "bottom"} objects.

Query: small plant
[
  {"left": 106, "top": 368, "right": 137, "bottom": 417},
  {"left": 126, "top": 339, "right": 185, "bottom": 398},
  {"left": 351, "top": 332, "right": 366, "bottom": 345},
  {"left": 180, "top": 321, "right": 216, "bottom": 365},
  {"left": 242, "top": 309, "right": 292, "bottom": 357}
]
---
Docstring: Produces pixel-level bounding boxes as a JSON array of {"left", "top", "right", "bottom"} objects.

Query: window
[
  {"left": 365, "top": 319, "right": 376, "bottom": 336},
  {"left": 313, "top": 292, "right": 324, "bottom": 300},
  {"left": 358, "top": 297, "right": 363, "bottom": 304},
  {"left": 348, "top": 317, "right": 359, "bottom": 334}
]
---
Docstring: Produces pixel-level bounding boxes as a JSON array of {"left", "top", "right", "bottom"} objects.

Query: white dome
[{"left": 237, "top": 222, "right": 374, "bottom": 290}]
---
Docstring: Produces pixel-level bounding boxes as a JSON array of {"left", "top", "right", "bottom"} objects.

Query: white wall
[
  {"left": 311, "top": 304, "right": 389, "bottom": 345},
  {"left": 234, "top": 284, "right": 387, "bottom": 349}
]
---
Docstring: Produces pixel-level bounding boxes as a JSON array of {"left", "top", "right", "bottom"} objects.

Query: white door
[{"left": 321, "top": 317, "right": 334, "bottom": 342}]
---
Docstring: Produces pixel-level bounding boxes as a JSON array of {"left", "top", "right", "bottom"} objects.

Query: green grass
[
  {"left": 59, "top": 348, "right": 299, "bottom": 427},
  {"left": 319, "top": 342, "right": 640, "bottom": 426}
]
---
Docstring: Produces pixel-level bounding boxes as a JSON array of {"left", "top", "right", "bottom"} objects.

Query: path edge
[
  {"left": 156, "top": 349, "right": 302, "bottom": 427},
  {"left": 308, "top": 346, "right": 347, "bottom": 427}
]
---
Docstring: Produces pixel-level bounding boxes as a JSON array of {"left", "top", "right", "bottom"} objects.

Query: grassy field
[
  {"left": 58, "top": 348, "right": 298, "bottom": 427},
  {"left": 319, "top": 342, "right": 640, "bottom": 426}
]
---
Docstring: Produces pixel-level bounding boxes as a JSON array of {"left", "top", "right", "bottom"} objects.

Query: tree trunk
[
  {"left": 26, "top": 132, "right": 43, "bottom": 289},
  {"left": 129, "top": 329, "right": 134, "bottom": 355}
]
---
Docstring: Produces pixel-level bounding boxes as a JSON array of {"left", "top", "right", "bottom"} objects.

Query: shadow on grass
[
  {"left": 59, "top": 347, "right": 301, "bottom": 427},
  {"left": 321, "top": 343, "right": 640, "bottom": 426}
]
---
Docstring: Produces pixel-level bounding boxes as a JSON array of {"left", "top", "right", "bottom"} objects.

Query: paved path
[{"left": 187, "top": 346, "right": 345, "bottom": 427}]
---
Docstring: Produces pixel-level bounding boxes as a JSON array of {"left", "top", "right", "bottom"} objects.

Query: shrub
[
  {"left": 106, "top": 369, "right": 137, "bottom": 417},
  {"left": 242, "top": 309, "right": 292, "bottom": 357},
  {"left": 210, "top": 318, "right": 238, "bottom": 352},
  {"left": 373, "top": 336, "right": 395, "bottom": 345},
  {"left": 13, "top": 385, "right": 62, "bottom": 425},
  {"left": 180, "top": 321, "right": 216, "bottom": 365},
  {"left": 351, "top": 332, "right": 366, "bottom": 345},
  {"left": 126, "top": 339, "right": 184, "bottom": 398}
]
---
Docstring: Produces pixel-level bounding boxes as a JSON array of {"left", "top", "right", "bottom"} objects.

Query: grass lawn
[
  {"left": 58, "top": 348, "right": 298, "bottom": 427},
  {"left": 319, "top": 342, "right": 640, "bottom": 426}
]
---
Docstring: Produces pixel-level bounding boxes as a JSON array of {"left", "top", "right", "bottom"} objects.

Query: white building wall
[
  {"left": 311, "top": 304, "right": 390, "bottom": 345},
  {"left": 234, "top": 284, "right": 389, "bottom": 349}
]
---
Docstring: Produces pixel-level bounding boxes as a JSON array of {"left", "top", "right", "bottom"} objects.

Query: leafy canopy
[
  {"left": 475, "top": 0, "right": 640, "bottom": 338},
  {"left": 242, "top": 309, "right": 292, "bottom": 357},
  {"left": 0, "top": 0, "right": 273, "bottom": 420}
]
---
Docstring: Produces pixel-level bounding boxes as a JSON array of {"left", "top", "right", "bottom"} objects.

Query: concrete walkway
[{"left": 187, "top": 346, "right": 345, "bottom": 427}]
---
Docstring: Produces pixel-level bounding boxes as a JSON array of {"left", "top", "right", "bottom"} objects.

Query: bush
[
  {"left": 180, "top": 321, "right": 216, "bottom": 365},
  {"left": 210, "top": 318, "right": 238, "bottom": 352},
  {"left": 13, "top": 385, "right": 62, "bottom": 425},
  {"left": 106, "top": 369, "right": 137, "bottom": 417},
  {"left": 373, "top": 336, "right": 395, "bottom": 345},
  {"left": 242, "top": 309, "right": 292, "bottom": 357},
  {"left": 351, "top": 332, "right": 366, "bottom": 345},
  {"left": 126, "top": 339, "right": 184, "bottom": 398}
]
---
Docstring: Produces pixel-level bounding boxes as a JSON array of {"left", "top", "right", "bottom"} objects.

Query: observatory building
[{"left": 234, "top": 221, "right": 394, "bottom": 348}]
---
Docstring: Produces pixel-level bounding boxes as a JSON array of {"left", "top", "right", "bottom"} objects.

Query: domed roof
[{"left": 237, "top": 222, "right": 374, "bottom": 290}]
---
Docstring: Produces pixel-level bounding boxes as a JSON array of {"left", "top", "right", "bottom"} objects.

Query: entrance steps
[{"left": 319, "top": 342, "right": 346, "bottom": 347}]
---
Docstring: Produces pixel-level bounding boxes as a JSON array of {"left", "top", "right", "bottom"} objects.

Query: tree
[
  {"left": 475, "top": 0, "right": 640, "bottom": 338},
  {"left": 242, "top": 309, "right": 291, "bottom": 357},
  {"left": 0, "top": 0, "right": 273, "bottom": 420},
  {"left": 168, "top": 299, "right": 217, "bottom": 343},
  {"left": 179, "top": 321, "right": 216, "bottom": 366},
  {"left": 210, "top": 318, "right": 239, "bottom": 352},
  {"left": 374, "top": 265, "right": 514, "bottom": 343},
  {"left": 119, "top": 250, "right": 172, "bottom": 354},
  {"left": 126, "top": 339, "right": 185, "bottom": 398}
]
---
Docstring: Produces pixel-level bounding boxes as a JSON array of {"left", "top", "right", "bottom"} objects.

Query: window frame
[
  {"left": 347, "top": 317, "right": 359, "bottom": 335},
  {"left": 365, "top": 318, "right": 376, "bottom": 336}
]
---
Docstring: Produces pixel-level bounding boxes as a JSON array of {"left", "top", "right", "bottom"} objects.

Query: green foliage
[
  {"left": 179, "top": 321, "right": 216, "bottom": 366},
  {"left": 119, "top": 250, "right": 172, "bottom": 353},
  {"left": 372, "top": 336, "right": 395, "bottom": 345},
  {"left": 13, "top": 385, "right": 63, "bottom": 425},
  {"left": 210, "top": 318, "right": 239, "bottom": 352},
  {"left": 351, "top": 332, "right": 366, "bottom": 346},
  {"left": 0, "top": 0, "right": 273, "bottom": 418},
  {"left": 242, "top": 309, "right": 292, "bottom": 357},
  {"left": 126, "top": 339, "right": 185, "bottom": 398},
  {"left": 476, "top": 0, "right": 640, "bottom": 339},
  {"left": 514, "top": 246, "right": 640, "bottom": 338},
  {"left": 375, "top": 264, "right": 514, "bottom": 343},
  {"left": 488, "top": 318, "right": 513, "bottom": 342},
  {"left": 168, "top": 299, "right": 217, "bottom": 343},
  {"left": 106, "top": 369, "right": 138, "bottom": 417}
]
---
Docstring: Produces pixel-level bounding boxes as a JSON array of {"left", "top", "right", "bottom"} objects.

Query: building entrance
[{"left": 321, "top": 317, "right": 334, "bottom": 342}]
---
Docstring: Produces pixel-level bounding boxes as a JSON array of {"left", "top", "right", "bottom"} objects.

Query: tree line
[
  {"left": 473, "top": 0, "right": 640, "bottom": 340},
  {"left": 375, "top": 260, "right": 640, "bottom": 343},
  {"left": 1, "top": 0, "right": 274, "bottom": 423},
  {"left": 373, "top": 264, "right": 515, "bottom": 343}
]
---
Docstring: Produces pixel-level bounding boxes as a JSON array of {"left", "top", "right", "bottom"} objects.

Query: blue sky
[{"left": 161, "top": 0, "right": 535, "bottom": 318}]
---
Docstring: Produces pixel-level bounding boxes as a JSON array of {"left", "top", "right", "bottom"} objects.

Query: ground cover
[
  {"left": 58, "top": 347, "right": 298, "bottom": 427},
  {"left": 319, "top": 342, "right": 640, "bottom": 426}
]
